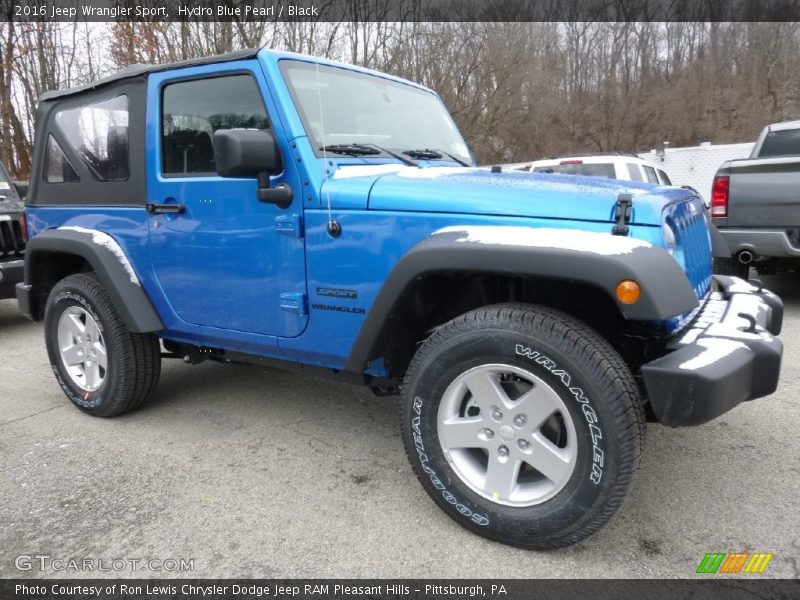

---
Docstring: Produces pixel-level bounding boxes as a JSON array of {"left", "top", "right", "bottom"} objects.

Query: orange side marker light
[{"left": 616, "top": 280, "right": 641, "bottom": 304}]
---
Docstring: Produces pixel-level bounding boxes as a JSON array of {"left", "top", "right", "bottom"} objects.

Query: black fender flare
[
  {"left": 344, "top": 226, "right": 699, "bottom": 373},
  {"left": 22, "top": 228, "right": 163, "bottom": 333}
]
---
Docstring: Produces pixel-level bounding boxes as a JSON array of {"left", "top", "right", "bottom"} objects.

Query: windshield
[{"left": 280, "top": 60, "right": 472, "bottom": 164}]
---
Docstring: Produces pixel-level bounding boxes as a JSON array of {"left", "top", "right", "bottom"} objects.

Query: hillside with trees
[{"left": 2, "top": 21, "right": 799, "bottom": 177}]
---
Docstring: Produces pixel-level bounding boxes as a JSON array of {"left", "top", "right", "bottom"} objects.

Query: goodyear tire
[
  {"left": 401, "top": 304, "right": 644, "bottom": 549},
  {"left": 44, "top": 273, "right": 161, "bottom": 417},
  {"left": 713, "top": 257, "right": 749, "bottom": 279}
]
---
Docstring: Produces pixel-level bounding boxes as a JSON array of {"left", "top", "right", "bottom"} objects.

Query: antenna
[{"left": 314, "top": 61, "right": 340, "bottom": 237}]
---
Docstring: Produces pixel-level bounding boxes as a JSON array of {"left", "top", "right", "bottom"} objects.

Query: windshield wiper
[
  {"left": 320, "top": 143, "right": 417, "bottom": 166},
  {"left": 320, "top": 144, "right": 381, "bottom": 156},
  {"left": 363, "top": 144, "right": 417, "bottom": 166},
  {"left": 404, "top": 149, "right": 442, "bottom": 160},
  {"left": 404, "top": 148, "right": 470, "bottom": 167},
  {"left": 438, "top": 150, "right": 470, "bottom": 167}
]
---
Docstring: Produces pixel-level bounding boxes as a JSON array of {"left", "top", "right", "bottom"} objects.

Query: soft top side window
[
  {"left": 54, "top": 95, "right": 130, "bottom": 181},
  {"left": 161, "top": 74, "right": 270, "bottom": 176},
  {"left": 44, "top": 135, "right": 80, "bottom": 183}
]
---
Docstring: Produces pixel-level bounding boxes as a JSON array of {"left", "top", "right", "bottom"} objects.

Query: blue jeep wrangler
[{"left": 17, "top": 49, "right": 783, "bottom": 549}]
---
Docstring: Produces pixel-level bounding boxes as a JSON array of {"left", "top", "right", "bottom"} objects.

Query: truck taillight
[
  {"left": 711, "top": 175, "right": 729, "bottom": 217},
  {"left": 560, "top": 159, "right": 583, "bottom": 165},
  {"left": 19, "top": 212, "right": 27, "bottom": 241}
]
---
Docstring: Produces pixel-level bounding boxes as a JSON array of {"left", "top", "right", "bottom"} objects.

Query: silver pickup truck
[{"left": 712, "top": 120, "right": 800, "bottom": 278}]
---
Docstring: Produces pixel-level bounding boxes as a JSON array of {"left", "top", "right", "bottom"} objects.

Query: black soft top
[
  {"left": 40, "top": 48, "right": 260, "bottom": 101},
  {"left": 29, "top": 48, "right": 262, "bottom": 207}
]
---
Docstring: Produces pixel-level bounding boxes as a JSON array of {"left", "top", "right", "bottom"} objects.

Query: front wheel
[{"left": 401, "top": 304, "right": 644, "bottom": 549}]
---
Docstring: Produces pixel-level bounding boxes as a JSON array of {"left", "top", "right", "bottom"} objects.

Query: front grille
[
  {"left": 668, "top": 199, "right": 713, "bottom": 300},
  {"left": 0, "top": 217, "right": 25, "bottom": 257}
]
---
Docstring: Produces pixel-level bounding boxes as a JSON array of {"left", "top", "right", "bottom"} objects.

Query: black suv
[{"left": 0, "top": 159, "right": 26, "bottom": 299}]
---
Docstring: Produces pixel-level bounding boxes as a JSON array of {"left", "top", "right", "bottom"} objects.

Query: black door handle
[{"left": 146, "top": 203, "right": 185, "bottom": 215}]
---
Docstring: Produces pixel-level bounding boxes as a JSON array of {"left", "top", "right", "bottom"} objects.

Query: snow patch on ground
[{"left": 60, "top": 226, "right": 140, "bottom": 286}]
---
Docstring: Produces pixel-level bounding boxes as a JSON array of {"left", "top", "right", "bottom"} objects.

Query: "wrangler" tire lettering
[{"left": 515, "top": 343, "right": 604, "bottom": 484}]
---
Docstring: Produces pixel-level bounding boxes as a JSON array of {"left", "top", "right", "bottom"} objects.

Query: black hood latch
[{"left": 612, "top": 193, "right": 633, "bottom": 236}]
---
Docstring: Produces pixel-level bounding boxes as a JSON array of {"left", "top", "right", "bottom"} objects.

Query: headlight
[
  {"left": 662, "top": 222, "right": 677, "bottom": 255},
  {"left": 663, "top": 221, "right": 686, "bottom": 269}
]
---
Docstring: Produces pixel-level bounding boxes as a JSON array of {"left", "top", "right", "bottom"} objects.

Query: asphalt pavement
[{"left": 1, "top": 273, "right": 799, "bottom": 578}]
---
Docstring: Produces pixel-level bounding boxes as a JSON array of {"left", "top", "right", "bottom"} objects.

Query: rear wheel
[
  {"left": 401, "top": 304, "right": 644, "bottom": 549},
  {"left": 44, "top": 273, "right": 161, "bottom": 417},
  {"left": 713, "top": 257, "right": 750, "bottom": 279}
]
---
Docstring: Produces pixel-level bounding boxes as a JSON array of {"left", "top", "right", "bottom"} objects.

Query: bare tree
[{"left": 5, "top": 20, "right": 800, "bottom": 176}]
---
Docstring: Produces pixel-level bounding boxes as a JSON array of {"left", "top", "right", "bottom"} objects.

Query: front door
[{"left": 146, "top": 61, "right": 307, "bottom": 337}]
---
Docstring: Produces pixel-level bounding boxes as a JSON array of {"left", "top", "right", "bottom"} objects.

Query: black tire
[
  {"left": 401, "top": 304, "right": 644, "bottom": 549},
  {"left": 713, "top": 257, "right": 750, "bottom": 279},
  {"left": 44, "top": 273, "right": 161, "bottom": 417}
]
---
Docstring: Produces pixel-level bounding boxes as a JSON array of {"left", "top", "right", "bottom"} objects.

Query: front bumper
[
  {"left": 0, "top": 258, "right": 24, "bottom": 299},
  {"left": 641, "top": 275, "right": 783, "bottom": 427}
]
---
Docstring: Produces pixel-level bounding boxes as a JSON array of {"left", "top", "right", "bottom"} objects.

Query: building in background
[{"left": 638, "top": 142, "right": 754, "bottom": 207}]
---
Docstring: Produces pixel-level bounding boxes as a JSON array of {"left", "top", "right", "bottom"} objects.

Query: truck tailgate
[{"left": 726, "top": 156, "right": 800, "bottom": 227}]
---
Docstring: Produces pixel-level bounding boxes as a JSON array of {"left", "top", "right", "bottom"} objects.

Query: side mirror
[
  {"left": 213, "top": 129, "right": 281, "bottom": 177},
  {"left": 213, "top": 129, "right": 292, "bottom": 208},
  {"left": 13, "top": 181, "right": 28, "bottom": 199}
]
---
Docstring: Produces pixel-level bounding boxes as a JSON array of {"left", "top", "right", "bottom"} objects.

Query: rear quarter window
[{"left": 44, "top": 135, "right": 80, "bottom": 183}]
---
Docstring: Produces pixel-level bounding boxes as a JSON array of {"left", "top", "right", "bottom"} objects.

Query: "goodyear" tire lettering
[{"left": 412, "top": 396, "right": 490, "bottom": 526}]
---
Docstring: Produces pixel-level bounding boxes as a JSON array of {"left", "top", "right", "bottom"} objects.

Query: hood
[{"left": 329, "top": 165, "right": 694, "bottom": 225}]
